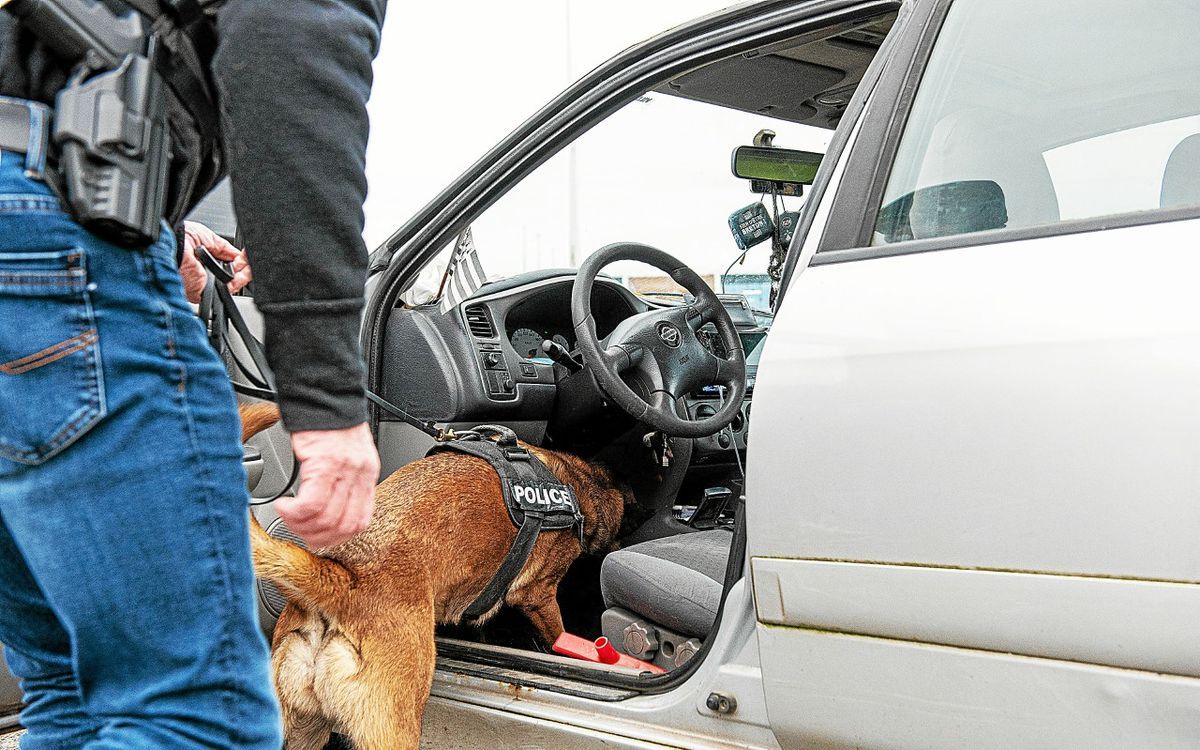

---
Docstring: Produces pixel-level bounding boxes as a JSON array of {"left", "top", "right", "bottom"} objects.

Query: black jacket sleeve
[{"left": 212, "top": 0, "right": 386, "bottom": 432}]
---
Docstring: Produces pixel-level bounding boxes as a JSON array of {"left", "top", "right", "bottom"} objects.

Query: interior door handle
[{"left": 243, "top": 444, "right": 264, "bottom": 493}]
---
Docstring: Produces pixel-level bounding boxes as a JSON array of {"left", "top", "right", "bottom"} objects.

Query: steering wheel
[{"left": 571, "top": 243, "right": 747, "bottom": 438}]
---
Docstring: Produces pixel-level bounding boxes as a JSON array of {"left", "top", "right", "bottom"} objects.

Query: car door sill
[
  {"left": 436, "top": 653, "right": 638, "bottom": 702},
  {"left": 436, "top": 637, "right": 688, "bottom": 696}
]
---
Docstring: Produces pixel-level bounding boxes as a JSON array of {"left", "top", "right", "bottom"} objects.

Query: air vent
[{"left": 464, "top": 305, "right": 496, "bottom": 338}]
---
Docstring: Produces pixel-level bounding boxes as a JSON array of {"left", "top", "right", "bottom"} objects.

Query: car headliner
[{"left": 656, "top": 13, "right": 896, "bottom": 130}]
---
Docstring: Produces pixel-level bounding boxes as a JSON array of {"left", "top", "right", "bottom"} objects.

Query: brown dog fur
[{"left": 240, "top": 403, "right": 627, "bottom": 750}]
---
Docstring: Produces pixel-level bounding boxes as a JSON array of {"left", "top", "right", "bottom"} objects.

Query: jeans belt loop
[
  {"left": 0, "top": 97, "right": 52, "bottom": 180},
  {"left": 23, "top": 101, "right": 51, "bottom": 181}
]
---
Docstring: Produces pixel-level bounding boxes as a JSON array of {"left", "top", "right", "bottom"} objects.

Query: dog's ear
[
  {"left": 534, "top": 450, "right": 626, "bottom": 554},
  {"left": 239, "top": 402, "right": 282, "bottom": 442}
]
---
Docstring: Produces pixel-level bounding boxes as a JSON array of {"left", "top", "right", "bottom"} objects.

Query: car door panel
[
  {"left": 751, "top": 218, "right": 1200, "bottom": 578},
  {"left": 757, "top": 627, "right": 1200, "bottom": 750},
  {"left": 747, "top": 217, "right": 1200, "bottom": 746},
  {"left": 752, "top": 558, "right": 1200, "bottom": 677}
]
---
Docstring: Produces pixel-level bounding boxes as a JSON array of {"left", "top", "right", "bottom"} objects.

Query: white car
[{"left": 5, "top": 0, "right": 1200, "bottom": 747}]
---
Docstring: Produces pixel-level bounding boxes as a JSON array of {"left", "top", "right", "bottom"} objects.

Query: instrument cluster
[{"left": 509, "top": 327, "right": 571, "bottom": 363}]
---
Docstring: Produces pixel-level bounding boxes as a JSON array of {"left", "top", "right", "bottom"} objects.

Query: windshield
[{"left": 460, "top": 94, "right": 832, "bottom": 314}]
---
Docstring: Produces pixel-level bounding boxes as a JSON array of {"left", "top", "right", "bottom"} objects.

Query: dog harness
[{"left": 428, "top": 425, "right": 583, "bottom": 621}]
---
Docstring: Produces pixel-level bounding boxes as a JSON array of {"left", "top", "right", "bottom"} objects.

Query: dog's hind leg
[
  {"left": 339, "top": 592, "right": 437, "bottom": 750},
  {"left": 280, "top": 707, "right": 334, "bottom": 750},
  {"left": 273, "top": 607, "right": 336, "bottom": 750}
]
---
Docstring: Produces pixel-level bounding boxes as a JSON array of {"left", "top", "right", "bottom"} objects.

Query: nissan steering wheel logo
[{"left": 656, "top": 322, "right": 682, "bottom": 348}]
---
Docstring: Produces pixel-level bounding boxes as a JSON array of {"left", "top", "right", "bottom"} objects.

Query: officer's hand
[
  {"left": 276, "top": 423, "right": 379, "bottom": 549},
  {"left": 180, "top": 221, "right": 253, "bottom": 304}
]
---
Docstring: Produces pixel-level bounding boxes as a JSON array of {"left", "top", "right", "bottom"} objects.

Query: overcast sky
[{"left": 361, "top": 1, "right": 832, "bottom": 282}]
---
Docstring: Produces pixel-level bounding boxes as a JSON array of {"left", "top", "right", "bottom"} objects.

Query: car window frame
[
  {"left": 772, "top": 0, "right": 918, "bottom": 308},
  {"left": 810, "top": 0, "right": 1200, "bottom": 267},
  {"left": 811, "top": 0, "right": 950, "bottom": 255},
  {"left": 367, "top": 0, "right": 906, "bottom": 399}
]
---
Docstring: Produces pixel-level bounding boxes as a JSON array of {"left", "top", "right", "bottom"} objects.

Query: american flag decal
[{"left": 439, "top": 228, "right": 488, "bottom": 313}]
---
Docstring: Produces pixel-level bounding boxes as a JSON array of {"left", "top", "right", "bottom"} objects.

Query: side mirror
[
  {"left": 875, "top": 180, "right": 1007, "bottom": 243},
  {"left": 731, "top": 145, "right": 823, "bottom": 185}
]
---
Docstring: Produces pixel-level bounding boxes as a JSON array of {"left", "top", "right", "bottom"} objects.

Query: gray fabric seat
[{"left": 600, "top": 529, "right": 732, "bottom": 638}]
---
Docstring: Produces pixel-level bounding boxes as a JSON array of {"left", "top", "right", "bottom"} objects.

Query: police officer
[{"left": 0, "top": 1, "right": 385, "bottom": 746}]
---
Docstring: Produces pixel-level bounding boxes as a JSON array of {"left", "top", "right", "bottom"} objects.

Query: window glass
[
  {"left": 468, "top": 94, "right": 831, "bottom": 310},
  {"left": 873, "top": 0, "right": 1200, "bottom": 245}
]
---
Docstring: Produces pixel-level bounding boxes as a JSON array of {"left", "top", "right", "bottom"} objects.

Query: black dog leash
[
  {"left": 195, "top": 247, "right": 450, "bottom": 507},
  {"left": 366, "top": 391, "right": 455, "bottom": 442},
  {"left": 196, "top": 247, "right": 446, "bottom": 440},
  {"left": 193, "top": 248, "right": 295, "bottom": 505}
]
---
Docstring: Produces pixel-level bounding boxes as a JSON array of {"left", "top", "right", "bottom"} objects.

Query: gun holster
[
  {"left": 7, "top": 0, "right": 223, "bottom": 247},
  {"left": 54, "top": 51, "right": 172, "bottom": 248}
]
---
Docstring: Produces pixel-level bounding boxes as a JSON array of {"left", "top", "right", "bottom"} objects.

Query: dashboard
[
  {"left": 502, "top": 281, "right": 635, "bottom": 365},
  {"left": 378, "top": 271, "right": 645, "bottom": 424},
  {"left": 377, "top": 269, "right": 765, "bottom": 446}
]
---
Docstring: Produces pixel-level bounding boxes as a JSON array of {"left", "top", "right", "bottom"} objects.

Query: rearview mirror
[{"left": 731, "top": 146, "right": 822, "bottom": 185}]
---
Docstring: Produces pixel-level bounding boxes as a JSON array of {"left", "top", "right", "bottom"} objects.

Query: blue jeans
[{"left": 0, "top": 147, "right": 282, "bottom": 748}]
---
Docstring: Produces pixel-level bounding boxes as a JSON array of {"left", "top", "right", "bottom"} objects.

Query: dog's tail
[
  {"left": 240, "top": 401, "right": 283, "bottom": 443},
  {"left": 240, "top": 402, "right": 354, "bottom": 618},
  {"left": 247, "top": 516, "right": 355, "bottom": 617}
]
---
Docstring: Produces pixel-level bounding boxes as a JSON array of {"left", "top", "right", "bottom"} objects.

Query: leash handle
[
  {"left": 195, "top": 245, "right": 274, "bottom": 391},
  {"left": 195, "top": 245, "right": 234, "bottom": 285},
  {"left": 464, "top": 424, "right": 520, "bottom": 448}
]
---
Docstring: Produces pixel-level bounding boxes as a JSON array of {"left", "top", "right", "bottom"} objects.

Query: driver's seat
[{"left": 599, "top": 528, "right": 732, "bottom": 670}]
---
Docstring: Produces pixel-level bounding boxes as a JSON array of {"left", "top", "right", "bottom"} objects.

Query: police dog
[{"left": 240, "top": 403, "right": 627, "bottom": 750}]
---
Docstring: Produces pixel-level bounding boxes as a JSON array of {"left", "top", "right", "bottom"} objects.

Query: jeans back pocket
[{"left": 0, "top": 248, "right": 106, "bottom": 465}]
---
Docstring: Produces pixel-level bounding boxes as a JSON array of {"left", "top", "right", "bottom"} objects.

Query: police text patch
[{"left": 508, "top": 481, "right": 578, "bottom": 517}]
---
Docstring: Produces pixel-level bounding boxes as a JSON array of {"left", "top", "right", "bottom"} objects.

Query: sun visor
[{"left": 661, "top": 54, "right": 844, "bottom": 125}]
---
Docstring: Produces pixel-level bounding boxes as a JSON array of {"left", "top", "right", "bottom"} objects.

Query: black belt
[{"left": 0, "top": 98, "right": 51, "bottom": 158}]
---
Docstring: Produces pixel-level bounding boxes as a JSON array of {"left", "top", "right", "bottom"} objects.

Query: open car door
[{"left": 747, "top": 0, "right": 1200, "bottom": 748}]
